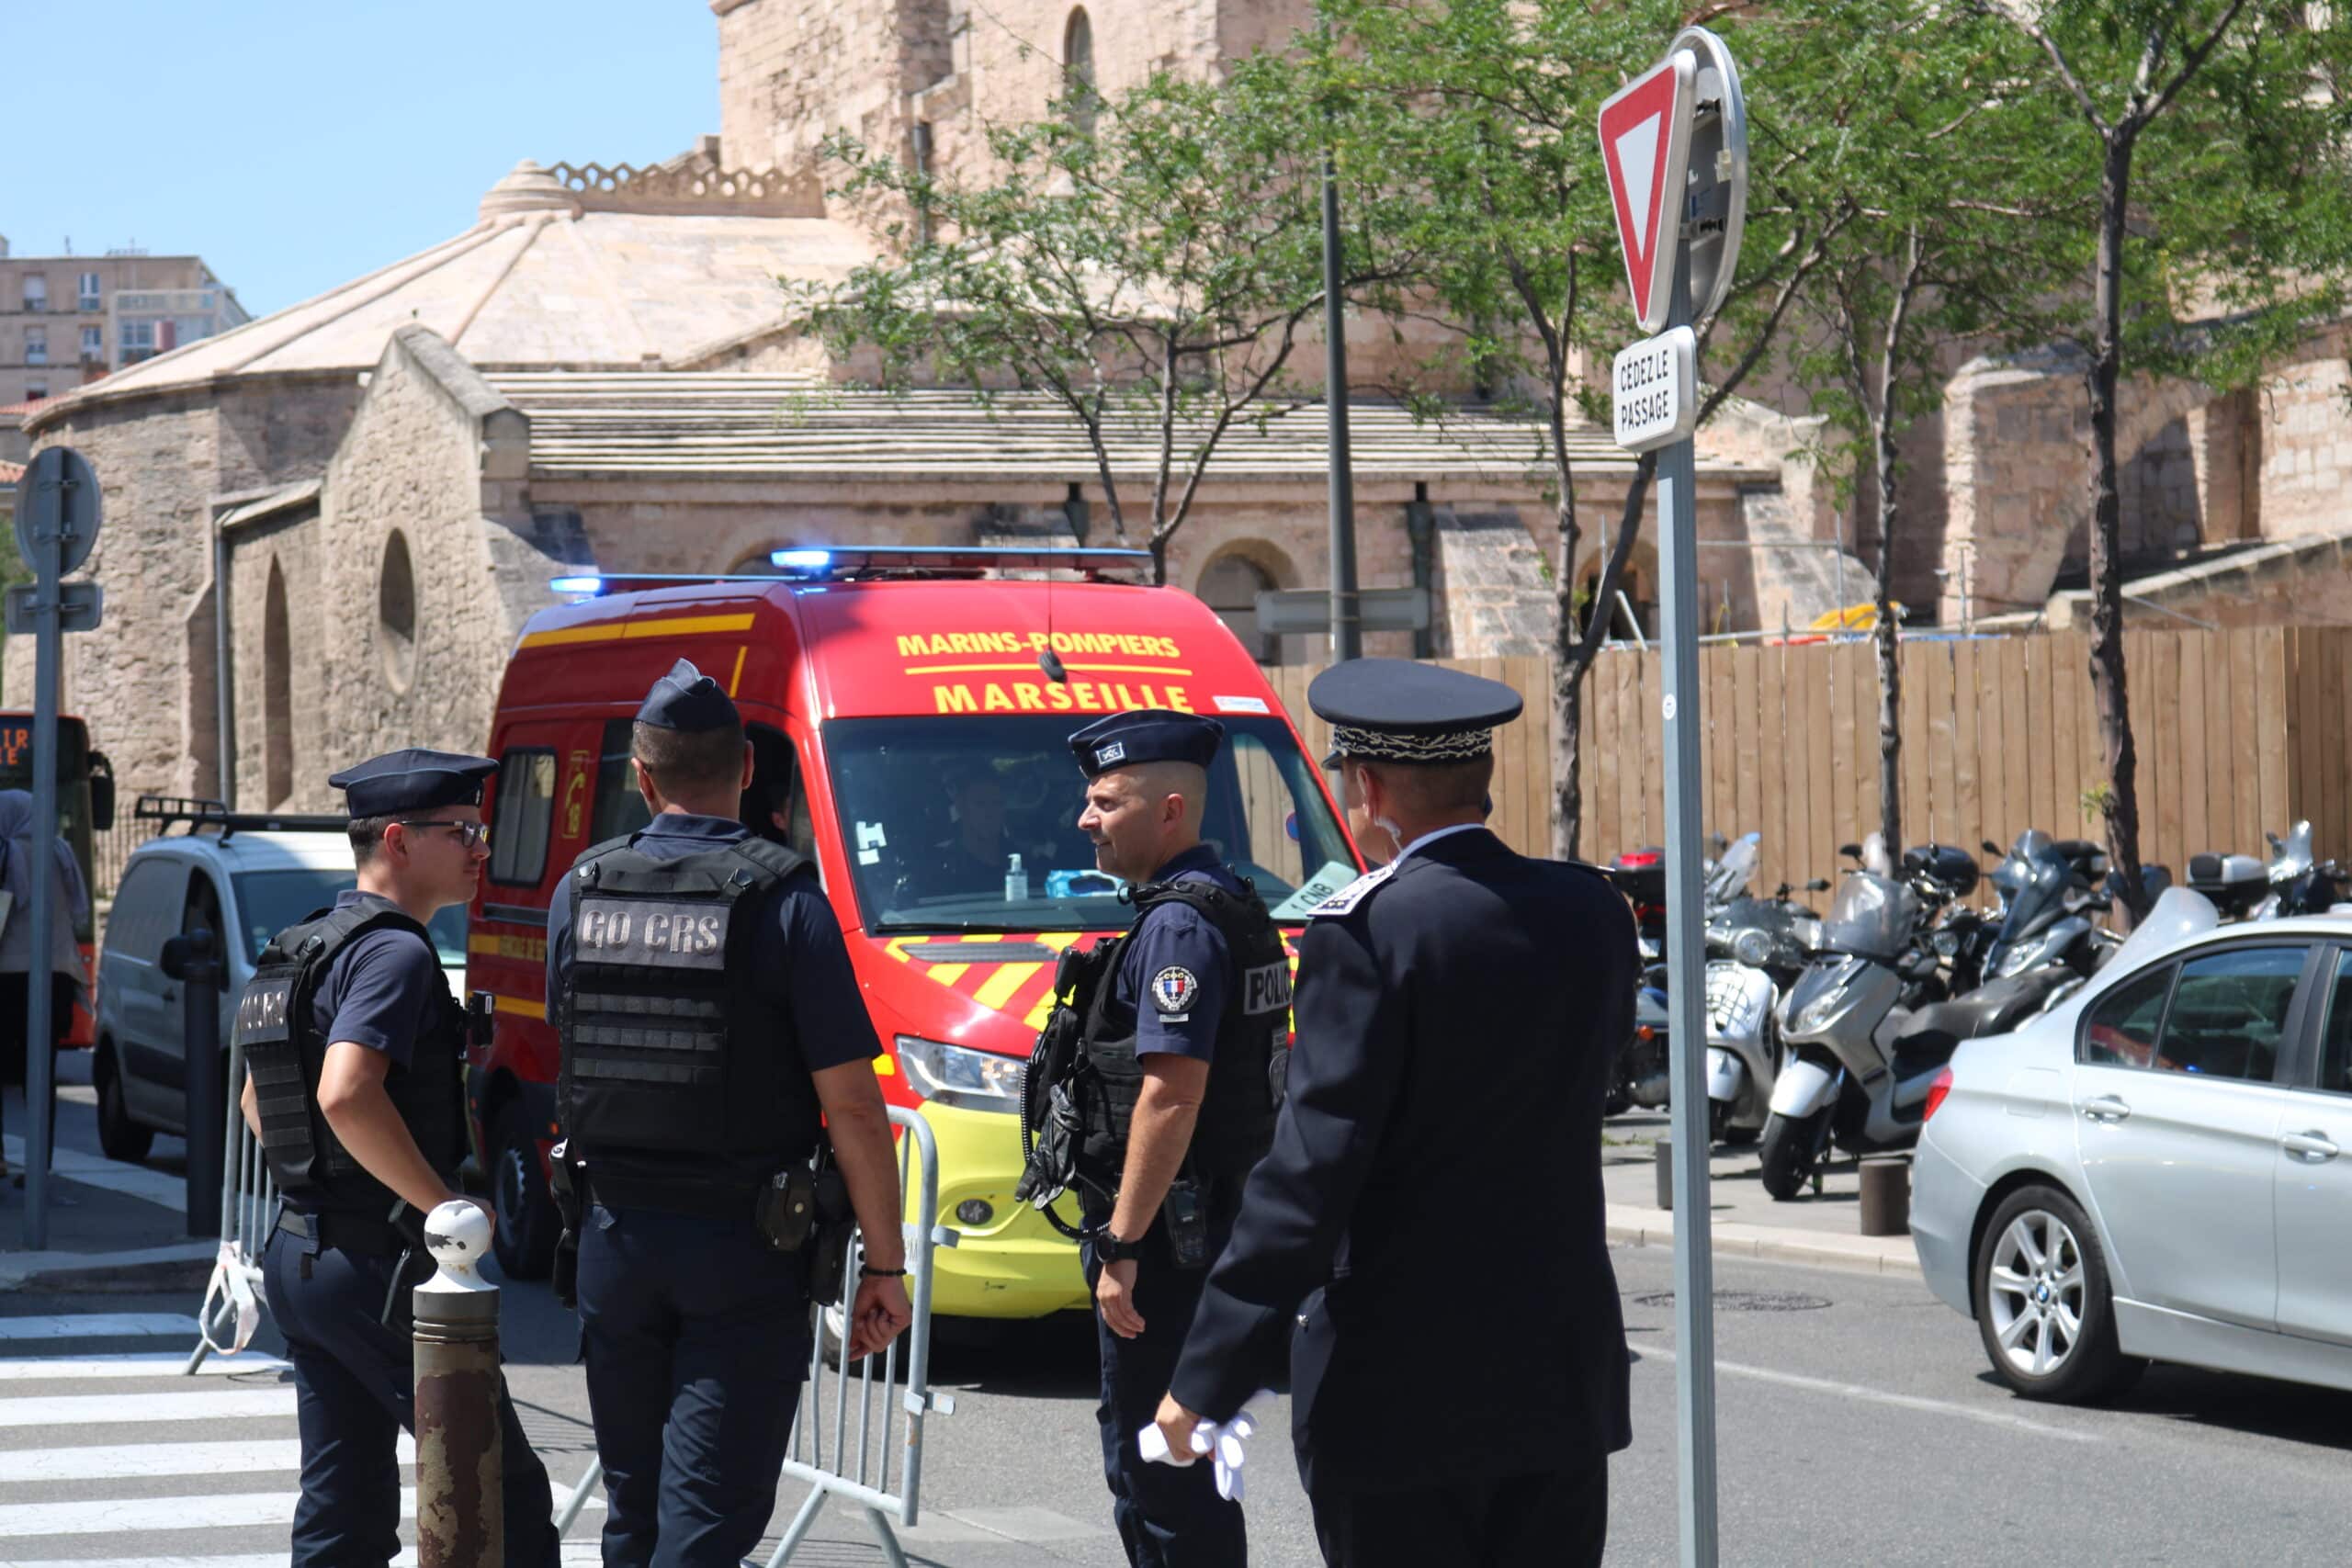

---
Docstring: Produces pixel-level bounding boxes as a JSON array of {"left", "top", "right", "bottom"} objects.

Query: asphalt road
[{"left": 9, "top": 1066, "right": 2352, "bottom": 1564}]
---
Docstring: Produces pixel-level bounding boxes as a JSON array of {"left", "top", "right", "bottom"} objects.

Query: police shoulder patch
[
  {"left": 1309, "top": 861, "right": 1398, "bottom": 919},
  {"left": 1150, "top": 965, "right": 1200, "bottom": 1016}
]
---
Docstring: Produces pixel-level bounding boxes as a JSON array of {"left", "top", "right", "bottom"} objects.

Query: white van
[{"left": 94, "top": 798, "right": 467, "bottom": 1163}]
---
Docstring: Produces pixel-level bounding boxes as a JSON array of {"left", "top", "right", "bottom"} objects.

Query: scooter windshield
[
  {"left": 1704, "top": 831, "right": 1761, "bottom": 908},
  {"left": 1994, "top": 839, "right": 2071, "bottom": 946},
  {"left": 1819, "top": 873, "right": 1920, "bottom": 960}
]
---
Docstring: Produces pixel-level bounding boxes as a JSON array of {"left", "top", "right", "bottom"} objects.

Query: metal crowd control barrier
[
  {"left": 186, "top": 1028, "right": 278, "bottom": 1373},
  {"left": 552, "top": 1105, "right": 958, "bottom": 1563}
]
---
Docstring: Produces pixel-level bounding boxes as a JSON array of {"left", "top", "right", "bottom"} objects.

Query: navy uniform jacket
[
  {"left": 1098, "top": 843, "right": 1248, "bottom": 1071},
  {"left": 1168, "top": 827, "right": 1634, "bottom": 1491}
]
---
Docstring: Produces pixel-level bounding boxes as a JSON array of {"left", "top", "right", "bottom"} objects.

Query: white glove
[{"left": 1136, "top": 1388, "right": 1276, "bottom": 1503}]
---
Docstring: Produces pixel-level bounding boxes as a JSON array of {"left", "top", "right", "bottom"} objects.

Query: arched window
[
  {"left": 1197, "top": 552, "right": 1277, "bottom": 663},
  {"left": 1063, "top": 8, "right": 1099, "bottom": 135},
  {"left": 263, "top": 561, "right": 292, "bottom": 809},
  {"left": 379, "top": 529, "right": 417, "bottom": 691}
]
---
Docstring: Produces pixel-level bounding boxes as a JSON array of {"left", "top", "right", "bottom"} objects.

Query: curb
[
  {"left": 0, "top": 1241, "right": 218, "bottom": 1296},
  {"left": 1606, "top": 1205, "right": 1922, "bottom": 1280}
]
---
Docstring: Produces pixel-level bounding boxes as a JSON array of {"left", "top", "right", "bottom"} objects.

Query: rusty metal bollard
[
  {"left": 414, "top": 1201, "right": 503, "bottom": 1568},
  {"left": 1858, "top": 1156, "right": 1911, "bottom": 1238}
]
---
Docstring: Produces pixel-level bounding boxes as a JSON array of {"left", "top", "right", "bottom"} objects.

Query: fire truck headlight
[{"left": 895, "top": 1034, "right": 1023, "bottom": 1112}]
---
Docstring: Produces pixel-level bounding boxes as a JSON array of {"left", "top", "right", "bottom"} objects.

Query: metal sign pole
[
  {"left": 1657, "top": 244, "right": 1720, "bottom": 1568},
  {"left": 22, "top": 510, "right": 62, "bottom": 1249}
]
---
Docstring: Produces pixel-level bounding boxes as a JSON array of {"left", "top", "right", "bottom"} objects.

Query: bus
[{"left": 0, "top": 712, "right": 116, "bottom": 1055}]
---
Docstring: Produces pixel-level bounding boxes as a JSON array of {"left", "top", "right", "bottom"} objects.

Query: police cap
[
  {"left": 636, "top": 658, "right": 740, "bottom": 732},
  {"left": 1309, "top": 658, "right": 1522, "bottom": 765},
  {"left": 1069, "top": 709, "right": 1225, "bottom": 779},
  {"left": 327, "top": 749, "right": 499, "bottom": 818}
]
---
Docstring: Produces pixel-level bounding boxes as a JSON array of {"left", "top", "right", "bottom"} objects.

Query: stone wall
[
  {"left": 226, "top": 328, "right": 558, "bottom": 811},
  {"left": 6, "top": 378, "right": 360, "bottom": 801}
]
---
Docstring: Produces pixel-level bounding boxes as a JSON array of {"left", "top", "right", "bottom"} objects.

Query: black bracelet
[{"left": 860, "top": 1264, "right": 908, "bottom": 1278}]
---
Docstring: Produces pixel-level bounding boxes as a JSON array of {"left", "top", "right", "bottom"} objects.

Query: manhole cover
[{"left": 1631, "top": 1290, "right": 1830, "bottom": 1313}]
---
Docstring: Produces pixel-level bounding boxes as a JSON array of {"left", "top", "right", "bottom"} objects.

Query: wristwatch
[{"left": 1093, "top": 1229, "right": 1144, "bottom": 1265}]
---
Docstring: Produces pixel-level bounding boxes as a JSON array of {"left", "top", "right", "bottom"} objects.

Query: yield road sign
[
  {"left": 1599, "top": 51, "right": 1696, "bottom": 334},
  {"left": 6, "top": 581, "right": 103, "bottom": 635},
  {"left": 1612, "top": 328, "right": 1698, "bottom": 453},
  {"left": 12, "top": 447, "right": 101, "bottom": 577}
]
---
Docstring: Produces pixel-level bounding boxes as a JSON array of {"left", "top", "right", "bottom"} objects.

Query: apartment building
[{"left": 0, "top": 234, "right": 249, "bottom": 406}]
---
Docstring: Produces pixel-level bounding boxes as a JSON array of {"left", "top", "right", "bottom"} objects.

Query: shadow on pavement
[{"left": 1975, "top": 1363, "right": 2352, "bottom": 1451}]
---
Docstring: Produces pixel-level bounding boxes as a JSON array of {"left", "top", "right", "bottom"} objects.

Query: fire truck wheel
[{"left": 489, "top": 1104, "right": 558, "bottom": 1280}]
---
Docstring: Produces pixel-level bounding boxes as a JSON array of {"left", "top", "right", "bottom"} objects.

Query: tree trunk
[
  {"left": 1551, "top": 484, "right": 1585, "bottom": 861},
  {"left": 2087, "top": 134, "right": 2150, "bottom": 920},
  {"left": 1872, "top": 404, "right": 1904, "bottom": 855}
]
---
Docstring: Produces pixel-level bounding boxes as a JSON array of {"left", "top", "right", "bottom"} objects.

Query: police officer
[
  {"left": 1157, "top": 660, "right": 1635, "bottom": 1568},
  {"left": 1065, "top": 707, "right": 1291, "bottom": 1568},
  {"left": 546, "top": 660, "right": 911, "bottom": 1567},
  {"left": 237, "top": 750, "right": 560, "bottom": 1568}
]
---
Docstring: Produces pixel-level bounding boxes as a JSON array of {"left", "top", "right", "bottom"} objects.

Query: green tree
[
  {"left": 789, "top": 59, "right": 1415, "bottom": 582},
  {"left": 1326, "top": 0, "right": 1857, "bottom": 856},
  {"left": 1780, "top": 0, "right": 2086, "bottom": 852},
  {"left": 1977, "top": 0, "right": 2352, "bottom": 914}
]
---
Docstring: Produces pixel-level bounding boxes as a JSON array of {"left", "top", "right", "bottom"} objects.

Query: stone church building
[{"left": 14, "top": 0, "right": 2348, "bottom": 812}]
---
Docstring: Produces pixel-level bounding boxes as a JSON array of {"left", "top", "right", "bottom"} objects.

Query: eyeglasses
[{"left": 396, "top": 819, "right": 492, "bottom": 850}]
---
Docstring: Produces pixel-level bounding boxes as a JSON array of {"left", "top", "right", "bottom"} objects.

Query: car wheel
[
  {"left": 1973, "top": 1184, "right": 2143, "bottom": 1403},
  {"left": 93, "top": 1042, "right": 153, "bottom": 1166},
  {"left": 488, "top": 1105, "right": 558, "bottom": 1281},
  {"left": 1758, "top": 1110, "right": 1824, "bottom": 1200}
]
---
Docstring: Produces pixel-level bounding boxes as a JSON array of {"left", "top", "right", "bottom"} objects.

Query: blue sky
[{"left": 7, "top": 2, "right": 719, "bottom": 316}]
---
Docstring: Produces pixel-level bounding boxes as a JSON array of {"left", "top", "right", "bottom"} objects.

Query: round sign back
[
  {"left": 12, "top": 446, "right": 101, "bottom": 577},
  {"left": 1671, "top": 27, "right": 1749, "bottom": 328}
]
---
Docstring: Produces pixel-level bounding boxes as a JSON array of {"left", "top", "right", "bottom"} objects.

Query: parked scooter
[
  {"left": 1702, "top": 835, "right": 1825, "bottom": 1145},
  {"left": 2190, "top": 820, "right": 2346, "bottom": 920},
  {"left": 1762, "top": 833, "right": 2098, "bottom": 1199},
  {"left": 1605, "top": 834, "right": 1743, "bottom": 1118}
]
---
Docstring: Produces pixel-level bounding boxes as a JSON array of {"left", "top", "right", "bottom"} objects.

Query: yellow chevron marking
[{"left": 973, "top": 962, "right": 1042, "bottom": 1012}]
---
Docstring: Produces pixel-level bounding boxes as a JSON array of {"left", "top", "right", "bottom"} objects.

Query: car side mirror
[
  {"left": 159, "top": 926, "right": 220, "bottom": 985},
  {"left": 87, "top": 750, "right": 115, "bottom": 832}
]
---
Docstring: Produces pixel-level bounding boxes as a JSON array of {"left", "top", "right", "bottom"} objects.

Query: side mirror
[
  {"left": 159, "top": 926, "right": 220, "bottom": 985},
  {"left": 88, "top": 750, "right": 115, "bottom": 832},
  {"left": 1982, "top": 839, "right": 2002, "bottom": 857},
  {"left": 1838, "top": 842, "right": 1863, "bottom": 861}
]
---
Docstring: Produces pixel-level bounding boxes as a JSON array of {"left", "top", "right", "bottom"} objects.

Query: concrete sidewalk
[
  {"left": 1600, "top": 1110, "right": 1922, "bottom": 1279},
  {"left": 1, "top": 1055, "right": 217, "bottom": 1292}
]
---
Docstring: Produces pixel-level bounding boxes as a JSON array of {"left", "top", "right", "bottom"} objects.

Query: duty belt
[
  {"left": 273, "top": 1207, "right": 412, "bottom": 1257},
  {"left": 580, "top": 1169, "right": 764, "bottom": 1221}
]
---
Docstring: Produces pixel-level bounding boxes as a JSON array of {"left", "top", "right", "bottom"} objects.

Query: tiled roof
[
  {"left": 28, "top": 209, "right": 874, "bottom": 422},
  {"left": 492, "top": 374, "right": 1760, "bottom": 483}
]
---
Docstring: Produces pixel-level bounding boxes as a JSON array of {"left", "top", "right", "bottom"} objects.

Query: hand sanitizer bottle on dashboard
[{"left": 1005, "top": 852, "right": 1029, "bottom": 903}]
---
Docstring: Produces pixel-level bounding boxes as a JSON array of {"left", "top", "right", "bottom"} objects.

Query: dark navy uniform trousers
[
  {"left": 1083, "top": 1204, "right": 1248, "bottom": 1568},
  {"left": 262, "top": 1224, "right": 560, "bottom": 1567},
  {"left": 577, "top": 1201, "right": 813, "bottom": 1568}
]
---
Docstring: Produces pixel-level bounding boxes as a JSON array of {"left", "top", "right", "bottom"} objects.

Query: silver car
[{"left": 1913, "top": 888, "right": 2352, "bottom": 1403}]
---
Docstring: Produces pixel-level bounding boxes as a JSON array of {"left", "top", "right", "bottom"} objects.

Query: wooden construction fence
[{"left": 1265, "top": 629, "right": 2349, "bottom": 901}]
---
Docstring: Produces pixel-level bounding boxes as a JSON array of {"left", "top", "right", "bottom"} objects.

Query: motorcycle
[
  {"left": 1760, "top": 834, "right": 2091, "bottom": 1199},
  {"left": 1605, "top": 834, "right": 1741, "bottom": 1118},
  {"left": 2190, "top": 820, "right": 2346, "bottom": 920},
  {"left": 1702, "top": 836, "right": 1825, "bottom": 1146}
]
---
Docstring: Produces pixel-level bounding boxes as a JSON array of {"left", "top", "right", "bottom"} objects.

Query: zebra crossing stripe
[
  {"left": 0, "top": 1388, "right": 295, "bottom": 1428},
  {"left": 0, "top": 1435, "right": 415, "bottom": 1483},
  {"left": 0, "top": 1352, "right": 290, "bottom": 1381},
  {"left": 0, "top": 1551, "right": 611, "bottom": 1568},
  {"left": 0, "top": 1314, "right": 197, "bottom": 1342}
]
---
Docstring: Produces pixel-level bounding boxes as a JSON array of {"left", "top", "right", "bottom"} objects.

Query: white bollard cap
[{"left": 419, "top": 1201, "right": 495, "bottom": 1294}]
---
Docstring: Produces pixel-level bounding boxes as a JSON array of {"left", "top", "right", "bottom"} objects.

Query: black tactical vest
[
  {"left": 1077, "top": 874, "right": 1292, "bottom": 1186},
  {"left": 236, "top": 900, "right": 465, "bottom": 1219},
  {"left": 556, "top": 833, "right": 817, "bottom": 1191}
]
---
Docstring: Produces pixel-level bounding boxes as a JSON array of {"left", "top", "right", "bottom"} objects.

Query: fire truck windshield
[{"left": 824, "top": 714, "right": 1355, "bottom": 932}]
